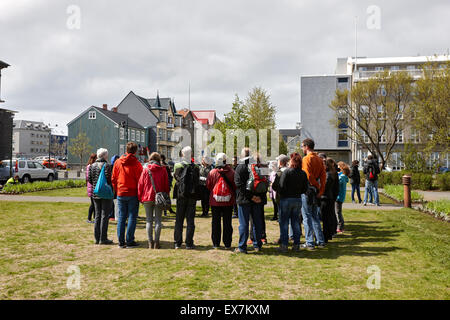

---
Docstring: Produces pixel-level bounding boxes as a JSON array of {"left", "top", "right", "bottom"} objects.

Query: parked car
[
  {"left": 2, "top": 159, "right": 56, "bottom": 183},
  {"left": 42, "top": 158, "right": 67, "bottom": 170},
  {"left": 0, "top": 161, "right": 11, "bottom": 183}
]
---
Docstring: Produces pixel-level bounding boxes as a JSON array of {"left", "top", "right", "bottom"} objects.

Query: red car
[{"left": 42, "top": 159, "right": 67, "bottom": 170}]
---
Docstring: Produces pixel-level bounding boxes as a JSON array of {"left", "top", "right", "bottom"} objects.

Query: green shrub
[
  {"left": 2, "top": 180, "right": 86, "bottom": 194},
  {"left": 435, "top": 172, "right": 450, "bottom": 191},
  {"left": 383, "top": 184, "right": 424, "bottom": 202},
  {"left": 425, "top": 200, "right": 450, "bottom": 216}
]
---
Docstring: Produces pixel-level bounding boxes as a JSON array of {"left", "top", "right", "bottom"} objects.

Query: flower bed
[
  {"left": 1, "top": 180, "right": 86, "bottom": 194},
  {"left": 417, "top": 200, "right": 450, "bottom": 222}
]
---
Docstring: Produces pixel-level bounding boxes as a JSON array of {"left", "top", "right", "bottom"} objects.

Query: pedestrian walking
[
  {"left": 86, "top": 153, "right": 97, "bottom": 224},
  {"left": 363, "top": 154, "right": 381, "bottom": 206},
  {"left": 350, "top": 160, "right": 362, "bottom": 203},
  {"left": 199, "top": 156, "right": 213, "bottom": 217}
]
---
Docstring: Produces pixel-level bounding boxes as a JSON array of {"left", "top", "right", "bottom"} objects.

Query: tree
[
  {"left": 279, "top": 137, "right": 288, "bottom": 156},
  {"left": 68, "top": 132, "right": 92, "bottom": 169},
  {"left": 412, "top": 60, "right": 450, "bottom": 157},
  {"left": 330, "top": 71, "right": 414, "bottom": 170},
  {"left": 244, "top": 87, "right": 276, "bottom": 131}
]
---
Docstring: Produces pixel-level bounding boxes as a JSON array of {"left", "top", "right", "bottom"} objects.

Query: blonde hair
[{"left": 337, "top": 161, "right": 350, "bottom": 176}]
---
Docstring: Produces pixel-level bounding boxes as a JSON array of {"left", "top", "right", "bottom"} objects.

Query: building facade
[
  {"left": 190, "top": 110, "right": 218, "bottom": 159},
  {"left": 12, "top": 120, "right": 51, "bottom": 159},
  {"left": 177, "top": 108, "right": 195, "bottom": 151},
  {"left": 0, "top": 108, "right": 16, "bottom": 161},
  {"left": 67, "top": 105, "right": 144, "bottom": 167}
]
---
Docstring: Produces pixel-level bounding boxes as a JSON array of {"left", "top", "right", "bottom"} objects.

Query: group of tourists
[{"left": 86, "top": 138, "right": 381, "bottom": 252}]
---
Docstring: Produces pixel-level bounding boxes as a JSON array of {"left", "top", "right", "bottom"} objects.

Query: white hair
[
  {"left": 181, "top": 146, "right": 192, "bottom": 160},
  {"left": 97, "top": 148, "right": 108, "bottom": 160}
]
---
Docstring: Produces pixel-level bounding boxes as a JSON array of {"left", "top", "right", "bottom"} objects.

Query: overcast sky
[{"left": 1, "top": 0, "right": 449, "bottom": 133}]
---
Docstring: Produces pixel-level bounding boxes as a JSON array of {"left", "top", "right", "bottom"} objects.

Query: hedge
[
  {"left": 1, "top": 180, "right": 86, "bottom": 194},
  {"left": 360, "top": 170, "right": 445, "bottom": 190}
]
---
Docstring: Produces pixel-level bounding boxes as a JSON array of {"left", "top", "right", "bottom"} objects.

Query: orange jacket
[
  {"left": 302, "top": 152, "right": 326, "bottom": 197},
  {"left": 112, "top": 153, "right": 143, "bottom": 197}
]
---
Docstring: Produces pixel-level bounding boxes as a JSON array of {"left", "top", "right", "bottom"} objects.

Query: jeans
[
  {"left": 364, "top": 180, "right": 379, "bottom": 205},
  {"left": 144, "top": 202, "right": 163, "bottom": 243},
  {"left": 351, "top": 183, "right": 362, "bottom": 203},
  {"left": 211, "top": 206, "right": 233, "bottom": 247},
  {"left": 174, "top": 197, "right": 197, "bottom": 247},
  {"left": 250, "top": 204, "right": 266, "bottom": 241},
  {"left": 238, "top": 203, "right": 264, "bottom": 251},
  {"left": 301, "top": 194, "right": 325, "bottom": 247},
  {"left": 93, "top": 198, "right": 113, "bottom": 243},
  {"left": 117, "top": 196, "right": 140, "bottom": 245},
  {"left": 279, "top": 198, "right": 302, "bottom": 246}
]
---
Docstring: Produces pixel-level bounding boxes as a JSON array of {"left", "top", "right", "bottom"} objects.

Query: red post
[{"left": 402, "top": 175, "right": 411, "bottom": 208}]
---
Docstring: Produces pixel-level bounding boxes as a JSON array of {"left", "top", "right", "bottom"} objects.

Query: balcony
[{"left": 353, "top": 69, "right": 424, "bottom": 81}]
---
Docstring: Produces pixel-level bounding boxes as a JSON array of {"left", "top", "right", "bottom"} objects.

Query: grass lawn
[
  {"left": 21, "top": 187, "right": 87, "bottom": 197},
  {"left": 0, "top": 200, "right": 449, "bottom": 300}
]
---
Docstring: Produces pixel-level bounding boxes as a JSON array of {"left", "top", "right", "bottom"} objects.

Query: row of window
[
  {"left": 30, "top": 148, "right": 47, "bottom": 153},
  {"left": 359, "top": 151, "right": 450, "bottom": 171},
  {"left": 31, "top": 140, "right": 48, "bottom": 145},
  {"left": 30, "top": 133, "right": 49, "bottom": 139},
  {"left": 119, "top": 128, "right": 145, "bottom": 143},
  {"left": 159, "top": 111, "right": 182, "bottom": 127}
]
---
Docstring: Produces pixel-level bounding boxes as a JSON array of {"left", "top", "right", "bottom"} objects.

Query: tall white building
[{"left": 13, "top": 120, "right": 50, "bottom": 159}]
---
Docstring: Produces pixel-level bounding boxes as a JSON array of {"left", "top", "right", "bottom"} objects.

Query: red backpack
[
  {"left": 246, "top": 164, "right": 269, "bottom": 194},
  {"left": 212, "top": 172, "right": 232, "bottom": 202}
]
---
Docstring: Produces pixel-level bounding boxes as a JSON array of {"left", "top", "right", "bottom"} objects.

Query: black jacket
[
  {"left": 349, "top": 165, "right": 360, "bottom": 185},
  {"left": 234, "top": 160, "right": 267, "bottom": 205},
  {"left": 322, "top": 171, "right": 339, "bottom": 201},
  {"left": 363, "top": 160, "right": 380, "bottom": 181},
  {"left": 88, "top": 159, "right": 112, "bottom": 199},
  {"left": 279, "top": 167, "right": 308, "bottom": 199}
]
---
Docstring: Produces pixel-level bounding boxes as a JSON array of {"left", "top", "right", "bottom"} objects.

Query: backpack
[
  {"left": 246, "top": 164, "right": 269, "bottom": 194},
  {"left": 93, "top": 163, "right": 114, "bottom": 199},
  {"left": 212, "top": 171, "right": 233, "bottom": 203},
  {"left": 368, "top": 165, "right": 376, "bottom": 181},
  {"left": 177, "top": 163, "right": 200, "bottom": 199}
]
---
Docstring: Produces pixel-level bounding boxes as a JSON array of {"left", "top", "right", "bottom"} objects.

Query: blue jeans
[
  {"left": 279, "top": 198, "right": 302, "bottom": 246},
  {"left": 238, "top": 203, "right": 264, "bottom": 251},
  {"left": 364, "top": 180, "right": 379, "bottom": 205},
  {"left": 117, "top": 196, "right": 140, "bottom": 245},
  {"left": 351, "top": 183, "right": 362, "bottom": 202},
  {"left": 301, "top": 194, "right": 325, "bottom": 247}
]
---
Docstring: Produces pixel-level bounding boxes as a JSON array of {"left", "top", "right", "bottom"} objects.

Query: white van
[{"left": 2, "top": 159, "right": 56, "bottom": 183}]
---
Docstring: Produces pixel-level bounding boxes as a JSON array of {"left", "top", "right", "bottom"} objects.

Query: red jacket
[
  {"left": 206, "top": 165, "right": 236, "bottom": 207},
  {"left": 112, "top": 153, "right": 143, "bottom": 197},
  {"left": 138, "top": 162, "right": 170, "bottom": 203}
]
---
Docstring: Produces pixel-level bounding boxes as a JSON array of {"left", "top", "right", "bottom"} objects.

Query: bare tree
[{"left": 68, "top": 132, "right": 92, "bottom": 170}]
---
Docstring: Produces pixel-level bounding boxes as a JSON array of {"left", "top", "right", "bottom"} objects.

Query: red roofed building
[
  {"left": 190, "top": 110, "right": 219, "bottom": 159},
  {"left": 190, "top": 110, "right": 217, "bottom": 126}
]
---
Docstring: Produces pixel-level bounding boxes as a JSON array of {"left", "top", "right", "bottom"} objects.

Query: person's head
[
  {"left": 160, "top": 154, "right": 166, "bottom": 163},
  {"left": 269, "top": 160, "right": 278, "bottom": 172},
  {"left": 233, "top": 156, "right": 238, "bottom": 166},
  {"left": 367, "top": 154, "right": 373, "bottom": 161},
  {"left": 127, "top": 142, "right": 138, "bottom": 155},
  {"left": 318, "top": 153, "right": 327, "bottom": 160},
  {"left": 277, "top": 154, "right": 289, "bottom": 168},
  {"left": 289, "top": 152, "right": 302, "bottom": 169},
  {"left": 241, "top": 147, "right": 251, "bottom": 159},
  {"left": 87, "top": 153, "right": 97, "bottom": 165},
  {"left": 14, "top": 175, "right": 19, "bottom": 181},
  {"left": 181, "top": 146, "right": 192, "bottom": 161},
  {"left": 202, "top": 156, "right": 212, "bottom": 167},
  {"left": 215, "top": 153, "right": 227, "bottom": 167},
  {"left": 97, "top": 148, "right": 108, "bottom": 161},
  {"left": 253, "top": 152, "right": 262, "bottom": 165},
  {"left": 337, "top": 161, "right": 350, "bottom": 176},
  {"left": 352, "top": 160, "right": 359, "bottom": 167},
  {"left": 326, "top": 158, "right": 337, "bottom": 174},
  {"left": 301, "top": 138, "right": 315, "bottom": 155},
  {"left": 149, "top": 152, "right": 161, "bottom": 164}
]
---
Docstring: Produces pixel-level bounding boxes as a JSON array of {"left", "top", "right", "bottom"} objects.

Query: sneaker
[
  {"left": 109, "top": 218, "right": 115, "bottom": 222},
  {"left": 363, "top": 202, "right": 367, "bottom": 206},
  {"left": 126, "top": 241, "right": 139, "bottom": 248},
  {"left": 261, "top": 238, "right": 267, "bottom": 245},
  {"left": 272, "top": 238, "right": 281, "bottom": 245},
  {"left": 87, "top": 220, "right": 94, "bottom": 224},
  {"left": 175, "top": 245, "right": 181, "bottom": 250},
  {"left": 234, "top": 248, "right": 247, "bottom": 254},
  {"left": 186, "top": 245, "right": 195, "bottom": 250},
  {"left": 254, "top": 247, "right": 262, "bottom": 253},
  {"left": 225, "top": 246, "right": 232, "bottom": 250},
  {"left": 99, "top": 239, "right": 113, "bottom": 245},
  {"left": 247, "top": 239, "right": 253, "bottom": 245},
  {"left": 212, "top": 246, "right": 220, "bottom": 250},
  {"left": 278, "top": 245, "right": 288, "bottom": 253},
  {"left": 317, "top": 243, "right": 326, "bottom": 249},
  {"left": 376, "top": 203, "right": 381, "bottom": 207},
  {"left": 300, "top": 244, "right": 315, "bottom": 251},
  {"left": 271, "top": 216, "right": 278, "bottom": 221},
  {"left": 118, "top": 243, "right": 126, "bottom": 249},
  {"left": 336, "top": 229, "right": 343, "bottom": 234}
]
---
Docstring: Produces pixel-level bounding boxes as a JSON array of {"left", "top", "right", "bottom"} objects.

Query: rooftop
[
  {"left": 347, "top": 55, "right": 450, "bottom": 66},
  {"left": 94, "top": 107, "right": 144, "bottom": 129},
  {"left": 191, "top": 110, "right": 217, "bottom": 125}
]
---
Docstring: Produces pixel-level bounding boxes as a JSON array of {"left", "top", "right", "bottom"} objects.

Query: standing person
[
  {"left": 277, "top": 153, "right": 308, "bottom": 252},
  {"left": 138, "top": 152, "right": 169, "bottom": 249},
  {"left": 108, "top": 154, "right": 120, "bottom": 221},
  {"left": 232, "top": 156, "right": 239, "bottom": 219},
  {"left": 349, "top": 160, "right": 362, "bottom": 204},
  {"left": 173, "top": 146, "right": 200, "bottom": 250},
  {"left": 335, "top": 162, "right": 350, "bottom": 233},
  {"left": 300, "top": 138, "right": 327, "bottom": 250},
  {"left": 271, "top": 154, "right": 289, "bottom": 245},
  {"left": 112, "top": 142, "right": 143, "bottom": 248},
  {"left": 363, "top": 155, "right": 380, "bottom": 206},
  {"left": 199, "top": 156, "right": 213, "bottom": 217},
  {"left": 86, "top": 153, "right": 97, "bottom": 224},
  {"left": 269, "top": 161, "right": 279, "bottom": 221},
  {"left": 321, "top": 158, "right": 339, "bottom": 242},
  {"left": 161, "top": 154, "right": 176, "bottom": 215},
  {"left": 88, "top": 148, "right": 113, "bottom": 245},
  {"left": 206, "top": 153, "right": 236, "bottom": 249},
  {"left": 248, "top": 154, "right": 268, "bottom": 245},
  {"left": 234, "top": 148, "right": 266, "bottom": 254}
]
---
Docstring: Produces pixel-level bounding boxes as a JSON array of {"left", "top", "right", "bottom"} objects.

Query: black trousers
[
  {"left": 250, "top": 204, "right": 267, "bottom": 241},
  {"left": 174, "top": 197, "right": 197, "bottom": 247},
  {"left": 320, "top": 198, "right": 338, "bottom": 243},
  {"left": 200, "top": 186, "right": 210, "bottom": 215},
  {"left": 272, "top": 197, "right": 278, "bottom": 219},
  {"left": 211, "top": 206, "right": 233, "bottom": 247},
  {"left": 93, "top": 198, "right": 113, "bottom": 243},
  {"left": 88, "top": 197, "right": 95, "bottom": 221}
]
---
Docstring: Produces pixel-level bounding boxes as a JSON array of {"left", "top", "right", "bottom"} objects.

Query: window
[
  {"left": 397, "top": 105, "right": 404, "bottom": 120},
  {"left": 390, "top": 66, "right": 400, "bottom": 71},
  {"left": 141, "top": 132, "right": 145, "bottom": 143},
  {"left": 131, "top": 130, "right": 135, "bottom": 141},
  {"left": 361, "top": 130, "right": 369, "bottom": 143},
  {"left": 337, "top": 77, "right": 348, "bottom": 83},
  {"left": 31, "top": 141, "right": 34, "bottom": 145},
  {"left": 168, "top": 116, "right": 173, "bottom": 124},
  {"left": 128, "top": 129, "right": 130, "bottom": 140},
  {"left": 377, "top": 106, "right": 384, "bottom": 119},
  {"left": 410, "top": 129, "right": 420, "bottom": 143},
  {"left": 359, "top": 67, "right": 367, "bottom": 71},
  {"left": 378, "top": 130, "right": 386, "bottom": 143},
  {"left": 30, "top": 148, "right": 34, "bottom": 153},
  {"left": 31, "top": 133, "right": 35, "bottom": 137},
  {"left": 160, "top": 111, "right": 166, "bottom": 122},
  {"left": 19, "top": 161, "right": 25, "bottom": 168},
  {"left": 120, "top": 128, "right": 124, "bottom": 140},
  {"left": 27, "top": 162, "right": 36, "bottom": 169},
  {"left": 35, "top": 162, "right": 44, "bottom": 169},
  {"left": 89, "top": 111, "right": 96, "bottom": 119},
  {"left": 407, "top": 65, "right": 416, "bottom": 70},
  {"left": 397, "top": 129, "right": 403, "bottom": 143},
  {"left": 167, "top": 131, "right": 172, "bottom": 142},
  {"left": 338, "top": 129, "right": 348, "bottom": 147},
  {"left": 136, "top": 130, "right": 140, "bottom": 142},
  {"left": 375, "top": 66, "right": 384, "bottom": 72},
  {"left": 119, "top": 144, "right": 125, "bottom": 156}
]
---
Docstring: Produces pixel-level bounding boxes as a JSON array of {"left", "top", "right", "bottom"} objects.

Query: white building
[{"left": 13, "top": 120, "right": 50, "bottom": 159}]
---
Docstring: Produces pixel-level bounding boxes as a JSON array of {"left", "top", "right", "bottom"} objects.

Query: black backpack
[{"left": 177, "top": 163, "right": 200, "bottom": 199}]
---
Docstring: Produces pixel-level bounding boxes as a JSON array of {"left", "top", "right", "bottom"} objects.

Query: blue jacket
[{"left": 336, "top": 172, "right": 349, "bottom": 203}]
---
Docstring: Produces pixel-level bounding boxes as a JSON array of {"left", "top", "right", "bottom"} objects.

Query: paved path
[{"left": 414, "top": 190, "right": 450, "bottom": 202}]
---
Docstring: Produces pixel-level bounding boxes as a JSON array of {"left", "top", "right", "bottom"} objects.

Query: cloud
[{"left": 0, "top": 0, "right": 449, "bottom": 131}]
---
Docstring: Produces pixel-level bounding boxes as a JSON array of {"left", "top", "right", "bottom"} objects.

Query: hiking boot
[
  {"left": 154, "top": 241, "right": 161, "bottom": 249},
  {"left": 99, "top": 239, "right": 113, "bottom": 245},
  {"left": 278, "top": 245, "right": 288, "bottom": 253},
  {"left": 126, "top": 241, "right": 139, "bottom": 248}
]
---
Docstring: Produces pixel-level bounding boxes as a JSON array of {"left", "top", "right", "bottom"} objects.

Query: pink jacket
[{"left": 86, "top": 164, "right": 93, "bottom": 197}]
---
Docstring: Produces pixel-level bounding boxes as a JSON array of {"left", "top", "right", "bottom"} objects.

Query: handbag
[
  {"left": 148, "top": 169, "right": 172, "bottom": 210},
  {"left": 93, "top": 163, "right": 114, "bottom": 199}
]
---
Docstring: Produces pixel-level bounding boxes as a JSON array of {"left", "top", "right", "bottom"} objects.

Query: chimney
[
  {"left": 112, "top": 107, "right": 118, "bottom": 113},
  {"left": 102, "top": 104, "right": 108, "bottom": 110}
]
